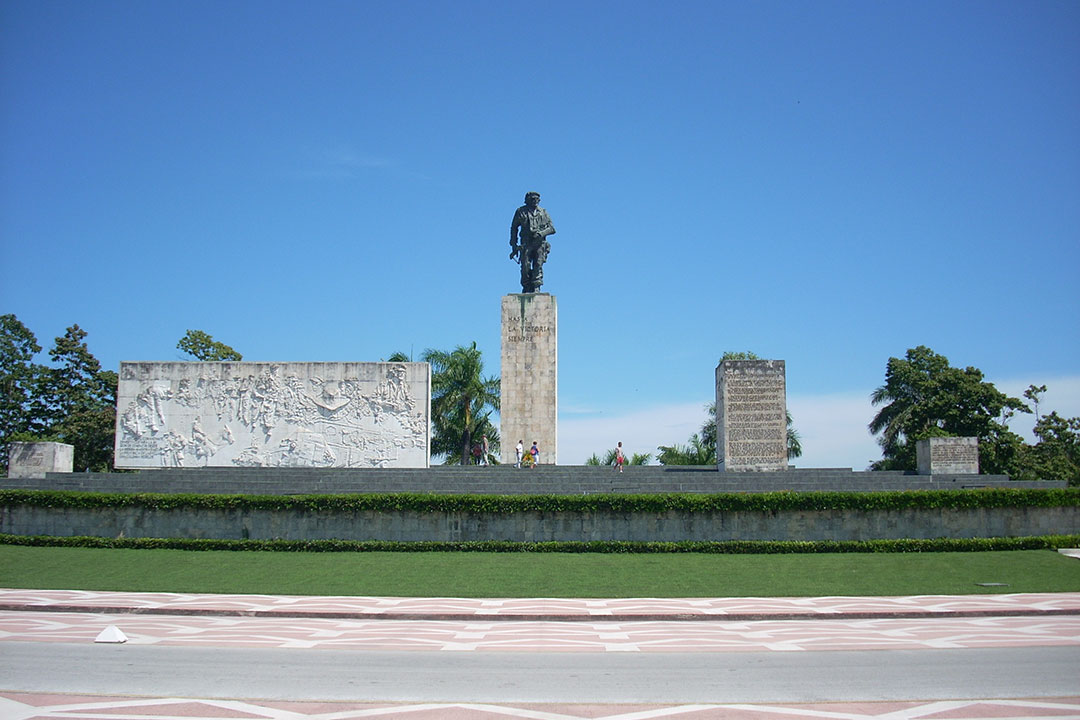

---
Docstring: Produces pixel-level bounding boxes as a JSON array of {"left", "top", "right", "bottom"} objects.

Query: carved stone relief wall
[{"left": 114, "top": 362, "right": 430, "bottom": 469}]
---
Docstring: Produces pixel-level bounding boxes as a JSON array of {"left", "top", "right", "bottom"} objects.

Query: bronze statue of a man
[{"left": 509, "top": 191, "right": 556, "bottom": 293}]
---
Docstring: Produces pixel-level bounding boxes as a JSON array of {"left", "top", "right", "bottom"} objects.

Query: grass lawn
[{"left": 2, "top": 545, "right": 1079, "bottom": 597}]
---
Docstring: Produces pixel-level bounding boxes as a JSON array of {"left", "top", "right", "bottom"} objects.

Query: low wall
[
  {"left": 1, "top": 466, "right": 1064, "bottom": 496},
  {"left": 2, "top": 504, "right": 1076, "bottom": 543}
]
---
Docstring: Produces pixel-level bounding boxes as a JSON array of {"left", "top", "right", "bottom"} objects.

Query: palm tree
[
  {"left": 786, "top": 414, "right": 802, "bottom": 460},
  {"left": 422, "top": 342, "right": 500, "bottom": 465},
  {"left": 657, "top": 433, "right": 715, "bottom": 465},
  {"left": 586, "top": 448, "right": 652, "bottom": 466}
]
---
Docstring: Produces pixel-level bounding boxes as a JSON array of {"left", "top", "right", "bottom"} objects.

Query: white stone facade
[
  {"left": 114, "top": 362, "right": 430, "bottom": 469},
  {"left": 716, "top": 359, "right": 788, "bottom": 471},
  {"left": 500, "top": 294, "right": 557, "bottom": 465}
]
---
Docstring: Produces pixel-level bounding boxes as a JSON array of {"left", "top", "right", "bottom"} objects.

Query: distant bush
[
  {"left": 2, "top": 532, "right": 1078, "bottom": 554},
  {"left": 1, "top": 487, "right": 1077, "bottom": 514}
]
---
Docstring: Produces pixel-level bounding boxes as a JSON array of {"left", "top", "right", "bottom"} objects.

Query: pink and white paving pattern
[
  {"left": 2, "top": 694, "right": 1080, "bottom": 720},
  {"left": 2, "top": 611, "right": 1078, "bottom": 652},
  {"left": 1, "top": 592, "right": 1077, "bottom": 720},
  {"left": 1, "top": 590, "right": 1078, "bottom": 653}
]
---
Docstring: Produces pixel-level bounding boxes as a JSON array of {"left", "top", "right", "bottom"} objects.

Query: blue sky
[{"left": 2, "top": 0, "right": 1077, "bottom": 468}]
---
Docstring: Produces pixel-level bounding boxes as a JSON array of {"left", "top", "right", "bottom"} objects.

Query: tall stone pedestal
[
  {"left": 501, "top": 294, "right": 557, "bottom": 464},
  {"left": 716, "top": 359, "right": 787, "bottom": 471}
]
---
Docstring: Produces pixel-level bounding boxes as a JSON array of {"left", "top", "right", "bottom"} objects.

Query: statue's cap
[{"left": 525, "top": 191, "right": 540, "bottom": 200}]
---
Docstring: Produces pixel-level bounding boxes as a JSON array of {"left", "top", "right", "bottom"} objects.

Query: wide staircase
[{"left": 0, "top": 465, "right": 1056, "bottom": 495}]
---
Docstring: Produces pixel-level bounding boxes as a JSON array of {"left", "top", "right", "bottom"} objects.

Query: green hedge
[
  {"left": 2, "top": 487, "right": 1078, "bottom": 513},
  {"left": 2, "top": 532, "right": 1078, "bottom": 553}
]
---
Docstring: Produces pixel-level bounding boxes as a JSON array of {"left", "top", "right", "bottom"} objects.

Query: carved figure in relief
[
  {"left": 232, "top": 444, "right": 264, "bottom": 467},
  {"left": 190, "top": 419, "right": 217, "bottom": 460},
  {"left": 121, "top": 383, "right": 170, "bottom": 438},
  {"left": 313, "top": 381, "right": 350, "bottom": 412},
  {"left": 161, "top": 431, "right": 186, "bottom": 466},
  {"left": 375, "top": 365, "right": 412, "bottom": 410},
  {"left": 509, "top": 191, "right": 556, "bottom": 293}
]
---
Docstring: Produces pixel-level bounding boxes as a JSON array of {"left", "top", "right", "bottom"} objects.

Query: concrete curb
[
  {"left": 2, "top": 602, "right": 1078, "bottom": 623},
  {"left": 5, "top": 589, "right": 1079, "bottom": 623}
]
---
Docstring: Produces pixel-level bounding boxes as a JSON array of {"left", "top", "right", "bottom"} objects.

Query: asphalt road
[{"left": 2, "top": 642, "right": 1077, "bottom": 703}]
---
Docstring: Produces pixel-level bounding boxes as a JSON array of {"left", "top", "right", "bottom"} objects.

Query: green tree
[
  {"left": 1024, "top": 384, "right": 1048, "bottom": 421},
  {"left": 0, "top": 314, "right": 44, "bottom": 473},
  {"left": 720, "top": 350, "right": 761, "bottom": 362},
  {"left": 868, "top": 346, "right": 1028, "bottom": 473},
  {"left": 785, "top": 412, "right": 802, "bottom": 459},
  {"left": 422, "top": 342, "right": 500, "bottom": 465},
  {"left": 177, "top": 330, "right": 242, "bottom": 361},
  {"left": 657, "top": 433, "right": 715, "bottom": 465},
  {"left": 586, "top": 448, "right": 651, "bottom": 465},
  {"left": 1024, "top": 411, "right": 1080, "bottom": 486},
  {"left": 31, "top": 325, "right": 118, "bottom": 472}
]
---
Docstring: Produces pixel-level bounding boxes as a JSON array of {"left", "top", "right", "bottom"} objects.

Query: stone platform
[{"left": 0, "top": 465, "right": 1063, "bottom": 496}]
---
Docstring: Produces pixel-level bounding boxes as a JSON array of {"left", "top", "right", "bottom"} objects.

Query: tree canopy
[
  {"left": 177, "top": 330, "right": 242, "bottom": 361},
  {"left": 0, "top": 315, "right": 44, "bottom": 472},
  {"left": 868, "top": 345, "right": 1028, "bottom": 474},
  {"left": 0, "top": 317, "right": 117, "bottom": 472}
]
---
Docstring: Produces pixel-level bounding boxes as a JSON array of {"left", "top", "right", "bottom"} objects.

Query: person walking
[
  {"left": 515, "top": 440, "right": 524, "bottom": 469},
  {"left": 481, "top": 435, "right": 489, "bottom": 466},
  {"left": 530, "top": 441, "right": 539, "bottom": 468},
  {"left": 615, "top": 441, "right": 624, "bottom": 473}
]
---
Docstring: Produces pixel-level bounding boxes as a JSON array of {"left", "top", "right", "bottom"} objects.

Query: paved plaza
[{"left": 0, "top": 589, "right": 1078, "bottom": 719}]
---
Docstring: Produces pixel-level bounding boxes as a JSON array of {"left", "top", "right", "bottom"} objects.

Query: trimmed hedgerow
[
  {"left": 1, "top": 532, "right": 1078, "bottom": 553},
  {"left": 1, "top": 487, "right": 1078, "bottom": 514}
]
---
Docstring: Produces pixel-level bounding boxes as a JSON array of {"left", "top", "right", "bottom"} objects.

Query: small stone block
[
  {"left": 916, "top": 437, "right": 979, "bottom": 475},
  {"left": 7, "top": 442, "right": 74, "bottom": 479}
]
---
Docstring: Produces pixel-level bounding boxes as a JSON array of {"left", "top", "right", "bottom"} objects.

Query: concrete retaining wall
[
  {"left": 0, "top": 466, "right": 1065, "bottom": 496},
  {"left": 2, "top": 504, "right": 1076, "bottom": 542}
]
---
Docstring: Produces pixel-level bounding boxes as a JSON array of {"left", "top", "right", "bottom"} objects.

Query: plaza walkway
[
  {"left": 1, "top": 590, "right": 1079, "bottom": 652},
  {"left": 1, "top": 589, "right": 1078, "bottom": 719}
]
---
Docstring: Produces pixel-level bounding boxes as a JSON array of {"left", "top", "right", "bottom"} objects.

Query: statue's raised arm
[{"left": 509, "top": 191, "right": 556, "bottom": 293}]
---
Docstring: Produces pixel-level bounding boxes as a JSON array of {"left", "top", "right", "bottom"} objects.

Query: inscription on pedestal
[
  {"left": 500, "top": 294, "right": 557, "bottom": 464},
  {"left": 716, "top": 360, "right": 787, "bottom": 471}
]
